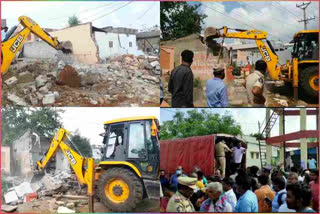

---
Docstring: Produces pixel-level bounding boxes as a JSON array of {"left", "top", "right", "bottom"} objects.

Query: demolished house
[
  {"left": 22, "top": 23, "right": 144, "bottom": 63},
  {"left": 4, "top": 130, "right": 70, "bottom": 177},
  {"left": 137, "top": 29, "right": 160, "bottom": 54},
  {"left": 2, "top": 22, "right": 160, "bottom": 107},
  {"left": 2, "top": 130, "right": 85, "bottom": 212}
]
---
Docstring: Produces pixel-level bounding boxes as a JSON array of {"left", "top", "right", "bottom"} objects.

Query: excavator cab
[
  {"left": 292, "top": 31, "right": 319, "bottom": 61},
  {"left": 96, "top": 116, "right": 160, "bottom": 211},
  {"left": 291, "top": 30, "right": 319, "bottom": 98}
]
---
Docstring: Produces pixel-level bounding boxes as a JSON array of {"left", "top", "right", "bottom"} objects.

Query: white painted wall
[{"left": 95, "top": 32, "right": 143, "bottom": 59}]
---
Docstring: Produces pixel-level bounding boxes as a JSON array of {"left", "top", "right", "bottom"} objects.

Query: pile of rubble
[
  {"left": 2, "top": 171, "right": 87, "bottom": 213},
  {"left": 2, "top": 54, "right": 160, "bottom": 106}
]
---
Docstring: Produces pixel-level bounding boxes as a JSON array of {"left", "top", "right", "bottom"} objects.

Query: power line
[
  {"left": 79, "top": 2, "right": 124, "bottom": 22},
  {"left": 86, "top": 2, "right": 134, "bottom": 23},
  {"left": 239, "top": 2, "right": 299, "bottom": 32},
  {"left": 137, "top": 2, "right": 156, "bottom": 21},
  {"left": 48, "top": 2, "right": 117, "bottom": 21},
  {"left": 273, "top": 2, "right": 300, "bottom": 19},
  {"left": 296, "top": 2, "right": 316, "bottom": 30},
  {"left": 203, "top": 3, "right": 292, "bottom": 41}
]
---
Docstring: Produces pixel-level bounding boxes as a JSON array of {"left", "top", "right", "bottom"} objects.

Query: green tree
[
  {"left": 69, "top": 129, "right": 92, "bottom": 157},
  {"left": 160, "top": 109, "right": 242, "bottom": 140},
  {"left": 68, "top": 15, "right": 80, "bottom": 27},
  {"left": 2, "top": 107, "right": 63, "bottom": 146},
  {"left": 160, "top": 2, "right": 207, "bottom": 40}
]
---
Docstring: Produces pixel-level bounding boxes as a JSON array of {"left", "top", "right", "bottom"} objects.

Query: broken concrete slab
[
  {"left": 58, "top": 60, "right": 66, "bottom": 70},
  {"left": 7, "top": 93, "right": 28, "bottom": 106},
  {"left": 42, "top": 93, "right": 56, "bottom": 105},
  {"left": 149, "top": 61, "right": 160, "bottom": 68},
  {"left": 18, "top": 71, "right": 34, "bottom": 83},
  {"left": 14, "top": 182, "right": 34, "bottom": 198},
  {"left": 55, "top": 201, "right": 66, "bottom": 206},
  {"left": 1, "top": 205, "right": 18, "bottom": 213},
  {"left": 35, "top": 75, "right": 48, "bottom": 88},
  {"left": 66, "top": 202, "right": 75, "bottom": 209},
  {"left": 141, "top": 75, "right": 159, "bottom": 83},
  {"left": 4, "top": 191, "right": 19, "bottom": 204},
  {"left": 57, "top": 206, "right": 76, "bottom": 213},
  {"left": 38, "top": 82, "right": 52, "bottom": 94},
  {"left": 5, "top": 77, "right": 18, "bottom": 86}
]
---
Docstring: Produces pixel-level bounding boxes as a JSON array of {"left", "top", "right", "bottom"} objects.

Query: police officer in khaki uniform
[
  {"left": 166, "top": 177, "right": 197, "bottom": 212},
  {"left": 246, "top": 60, "right": 267, "bottom": 106},
  {"left": 215, "top": 140, "right": 232, "bottom": 178}
]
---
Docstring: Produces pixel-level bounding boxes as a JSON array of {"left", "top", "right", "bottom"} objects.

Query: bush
[{"left": 193, "top": 77, "right": 202, "bottom": 88}]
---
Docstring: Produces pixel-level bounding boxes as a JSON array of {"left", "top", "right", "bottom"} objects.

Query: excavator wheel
[
  {"left": 97, "top": 167, "right": 143, "bottom": 212},
  {"left": 299, "top": 65, "right": 319, "bottom": 98}
]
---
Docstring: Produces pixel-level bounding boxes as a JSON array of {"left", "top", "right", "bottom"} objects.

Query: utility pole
[{"left": 296, "top": 2, "right": 316, "bottom": 30}]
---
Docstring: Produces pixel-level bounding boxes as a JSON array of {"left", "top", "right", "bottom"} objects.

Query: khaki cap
[{"left": 178, "top": 177, "right": 197, "bottom": 189}]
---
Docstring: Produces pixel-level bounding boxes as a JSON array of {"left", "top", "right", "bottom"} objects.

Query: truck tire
[
  {"left": 96, "top": 167, "right": 143, "bottom": 212},
  {"left": 299, "top": 65, "right": 318, "bottom": 98}
]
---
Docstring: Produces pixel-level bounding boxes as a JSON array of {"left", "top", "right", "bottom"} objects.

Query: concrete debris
[
  {"left": 4, "top": 191, "right": 19, "bottom": 204},
  {"left": 35, "top": 75, "right": 48, "bottom": 88},
  {"left": 14, "top": 182, "right": 34, "bottom": 198},
  {"left": 38, "top": 82, "right": 52, "bottom": 94},
  {"left": 1, "top": 205, "right": 18, "bottom": 213},
  {"left": 3, "top": 54, "right": 160, "bottom": 106},
  {"left": 149, "top": 61, "right": 160, "bottom": 68},
  {"left": 18, "top": 71, "right": 34, "bottom": 83},
  {"left": 42, "top": 93, "right": 56, "bottom": 105},
  {"left": 7, "top": 93, "right": 28, "bottom": 106},
  {"left": 57, "top": 206, "right": 76, "bottom": 213},
  {"left": 58, "top": 60, "right": 66, "bottom": 70},
  {"left": 55, "top": 201, "right": 66, "bottom": 206},
  {"left": 66, "top": 202, "right": 75, "bottom": 209},
  {"left": 5, "top": 76, "right": 18, "bottom": 86},
  {"left": 57, "top": 65, "right": 81, "bottom": 87}
]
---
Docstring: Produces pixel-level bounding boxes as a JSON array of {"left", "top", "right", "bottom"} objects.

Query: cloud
[
  {"left": 200, "top": 1, "right": 319, "bottom": 43},
  {"left": 2, "top": 1, "right": 160, "bottom": 31}
]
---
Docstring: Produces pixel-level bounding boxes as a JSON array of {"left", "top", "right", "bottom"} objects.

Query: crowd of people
[
  {"left": 165, "top": 49, "right": 267, "bottom": 107},
  {"left": 160, "top": 164, "right": 319, "bottom": 213}
]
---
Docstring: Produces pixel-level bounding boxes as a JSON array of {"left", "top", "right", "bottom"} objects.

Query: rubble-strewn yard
[
  {"left": 1, "top": 171, "right": 159, "bottom": 213},
  {"left": 162, "top": 72, "right": 318, "bottom": 107},
  {"left": 2, "top": 53, "right": 160, "bottom": 107}
]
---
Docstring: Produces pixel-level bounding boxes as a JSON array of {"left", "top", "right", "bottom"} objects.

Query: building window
[
  {"left": 109, "top": 41, "right": 113, "bottom": 48},
  {"left": 256, "top": 153, "right": 259, "bottom": 159},
  {"left": 129, "top": 42, "right": 132, "bottom": 47},
  {"left": 251, "top": 152, "right": 255, "bottom": 159}
]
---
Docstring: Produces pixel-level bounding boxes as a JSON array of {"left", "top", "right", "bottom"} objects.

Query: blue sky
[
  {"left": 188, "top": 1, "right": 319, "bottom": 43},
  {"left": 2, "top": 1, "right": 159, "bottom": 31},
  {"left": 160, "top": 108, "right": 317, "bottom": 137}
]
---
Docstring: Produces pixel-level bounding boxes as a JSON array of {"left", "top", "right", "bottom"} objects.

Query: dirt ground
[
  {"left": 162, "top": 75, "right": 318, "bottom": 107},
  {"left": 7, "top": 198, "right": 159, "bottom": 213}
]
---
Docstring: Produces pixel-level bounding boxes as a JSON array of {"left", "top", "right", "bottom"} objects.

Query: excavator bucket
[
  {"left": 59, "top": 41, "right": 73, "bottom": 54},
  {"left": 30, "top": 171, "right": 45, "bottom": 184}
]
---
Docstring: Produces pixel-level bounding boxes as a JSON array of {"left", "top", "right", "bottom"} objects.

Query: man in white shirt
[
  {"left": 222, "top": 177, "right": 237, "bottom": 211},
  {"left": 232, "top": 141, "right": 246, "bottom": 173}
]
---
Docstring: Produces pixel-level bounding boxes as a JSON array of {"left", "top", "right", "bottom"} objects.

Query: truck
[{"left": 160, "top": 134, "right": 246, "bottom": 178}]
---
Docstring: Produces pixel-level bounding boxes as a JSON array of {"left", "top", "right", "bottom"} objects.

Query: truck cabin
[{"left": 215, "top": 134, "right": 247, "bottom": 178}]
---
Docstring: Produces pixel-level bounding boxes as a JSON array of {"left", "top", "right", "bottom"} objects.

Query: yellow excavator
[
  {"left": 202, "top": 26, "right": 319, "bottom": 99},
  {"left": 34, "top": 116, "right": 160, "bottom": 212},
  {"left": 1, "top": 16, "right": 73, "bottom": 75}
]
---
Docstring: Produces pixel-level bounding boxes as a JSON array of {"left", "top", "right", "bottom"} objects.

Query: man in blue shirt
[
  {"left": 1, "top": 27, "right": 8, "bottom": 41},
  {"left": 234, "top": 172, "right": 258, "bottom": 212},
  {"left": 206, "top": 67, "right": 229, "bottom": 107}
]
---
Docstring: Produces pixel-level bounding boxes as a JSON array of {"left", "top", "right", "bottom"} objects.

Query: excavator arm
[
  {"left": 35, "top": 128, "right": 95, "bottom": 212},
  {"left": 1, "top": 16, "right": 72, "bottom": 75},
  {"left": 204, "top": 26, "right": 282, "bottom": 80}
]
